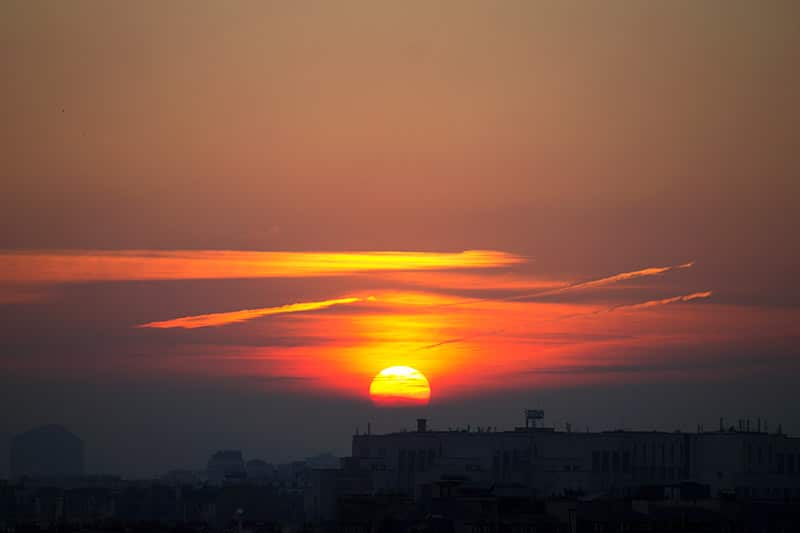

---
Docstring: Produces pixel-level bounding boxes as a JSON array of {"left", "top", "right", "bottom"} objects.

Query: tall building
[
  {"left": 206, "top": 450, "right": 246, "bottom": 484},
  {"left": 10, "top": 425, "right": 84, "bottom": 480},
  {"left": 245, "top": 459, "right": 274, "bottom": 481}
]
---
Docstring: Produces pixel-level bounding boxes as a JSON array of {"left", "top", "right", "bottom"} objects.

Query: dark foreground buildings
[
  {"left": 2, "top": 413, "right": 800, "bottom": 532},
  {"left": 332, "top": 414, "right": 800, "bottom": 502},
  {"left": 305, "top": 413, "right": 800, "bottom": 532}
]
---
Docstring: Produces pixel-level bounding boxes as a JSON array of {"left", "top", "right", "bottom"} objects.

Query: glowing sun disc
[{"left": 369, "top": 366, "right": 431, "bottom": 407}]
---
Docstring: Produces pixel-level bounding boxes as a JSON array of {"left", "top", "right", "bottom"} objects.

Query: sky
[{"left": 1, "top": 0, "right": 799, "bottom": 478}]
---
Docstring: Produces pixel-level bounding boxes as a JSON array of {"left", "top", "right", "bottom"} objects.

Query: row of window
[
  {"left": 632, "top": 441, "right": 683, "bottom": 465},
  {"left": 492, "top": 450, "right": 530, "bottom": 472},
  {"left": 592, "top": 450, "right": 631, "bottom": 473},
  {"left": 397, "top": 449, "right": 437, "bottom": 472},
  {"left": 737, "top": 486, "right": 800, "bottom": 499},
  {"left": 775, "top": 453, "right": 800, "bottom": 474}
]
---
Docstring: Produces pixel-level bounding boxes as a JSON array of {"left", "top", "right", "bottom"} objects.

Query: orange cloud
[
  {"left": 610, "top": 291, "right": 712, "bottom": 311},
  {"left": 123, "top": 285, "right": 730, "bottom": 400},
  {"left": 429, "top": 261, "right": 697, "bottom": 310},
  {"left": 410, "top": 289, "right": 712, "bottom": 355},
  {"left": 524, "top": 261, "right": 696, "bottom": 298},
  {"left": 139, "top": 297, "right": 363, "bottom": 329},
  {"left": 378, "top": 271, "right": 563, "bottom": 292},
  {"left": 0, "top": 249, "right": 522, "bottom": 283}
]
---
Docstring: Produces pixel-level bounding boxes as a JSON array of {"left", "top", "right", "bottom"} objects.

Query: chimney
[{"left": 417, "top": 418, "right": 427, "bottom": 433}]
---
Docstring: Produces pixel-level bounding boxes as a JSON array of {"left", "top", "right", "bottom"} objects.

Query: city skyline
[{"left": 5, "top": 410, "right": 795, "bottom": 481}]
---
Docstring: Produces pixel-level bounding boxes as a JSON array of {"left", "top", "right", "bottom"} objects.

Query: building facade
[{"left": 332, "top": 416, "right": 800, "bottom": 505}]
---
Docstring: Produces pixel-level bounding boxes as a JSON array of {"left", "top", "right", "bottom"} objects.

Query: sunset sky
[{"left": 1, "top": 1, "right": 799, "bottom": 477}]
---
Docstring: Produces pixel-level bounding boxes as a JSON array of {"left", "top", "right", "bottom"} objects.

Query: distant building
[
  {"left": 207, "top": 450, "right": 246, "bottom": 484},
  {"left": 10, "top": 425, "right": 84, "bottom": 480},
  {"left": 304, "top": 452, "right": 339, "bottom": 469},
  {"left": 245, "top": 459, "right": 273, "bottom": 480},
  {"left": 161, "top": 469, "right": 200, "bottom": 486}
]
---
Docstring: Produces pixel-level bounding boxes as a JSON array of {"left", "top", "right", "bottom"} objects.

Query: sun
[{"left": 369, "top": 366, "right": 431, "bottom": 407}]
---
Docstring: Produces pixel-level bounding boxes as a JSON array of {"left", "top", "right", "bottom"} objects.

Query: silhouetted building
[
  {"left": 246, "top": 459, "right": 273, "bottom": 481},
  {"left": 9, "top": 425, "right": 84, "bottom": 480},
  {"left": 302, "top": 414, "right": 800, "bottom": 530},
  {"left": 339, "top": 414, "right": 800, "bottom": 502},
  {"left": 207, "top": 450, "right": 246, "bottom": 484},
  {"left": 161, "top": 468, "right": 201, "bottom": 486}
]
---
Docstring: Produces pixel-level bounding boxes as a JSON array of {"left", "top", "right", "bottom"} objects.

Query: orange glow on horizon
[
  {"left": 7, "top": 256, "right": 725, "bottom": 402},
  {"left": 369, "top": 366, "right": 431, "bottom": 407}
]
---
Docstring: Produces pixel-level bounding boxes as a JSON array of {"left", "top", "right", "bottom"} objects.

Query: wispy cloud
[
  {"left": 553, "top": 290, "right": 713, "bottom": 321},
  {"left": 417, "top": 291, "right": 712, "bottom": 352},
  {"left": 138, "top": 297, "right": 363, "bottom": 329},
  {"left": 0, "top": 249, "right": 522, "bottom": 283},
  {"left": 432, "top": 261, "right": 696, "bottom": 309},
  {"left": 515, "top": 261, "right": 696, "bottom": 300},
  {"left": 413, "top": 330, "right": 504, "bottom": 351},
  {"left": 608, "top": 291, "right": 712, "bottom": 312}
]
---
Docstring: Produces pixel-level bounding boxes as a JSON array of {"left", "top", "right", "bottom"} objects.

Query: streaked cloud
[
  {"left": 414, "top": 330, "right": 504, "bottom": 352},
  {"left": 518, "top": 261, "right": 696, "bottom": 299},
  {"left": 609, "top": 291, "right": 712, "bottom": 312},
  {"left": 378, "top": 271, "right": 562, "bottom": 292},
  {"left": 0, "top": 249, "right": 521, "bottom": 283},
  {"left": 4, "top": 249, "right": 728, "bottom": 401},
  {"left": 430, "top": 261, "right": 696, "bottom": 310},
  {"left": 139, "top": 297, "right": 363, "bottom": 329},
  {"left": 411, "top": 288, "right": 711, "bottom": 355}
]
